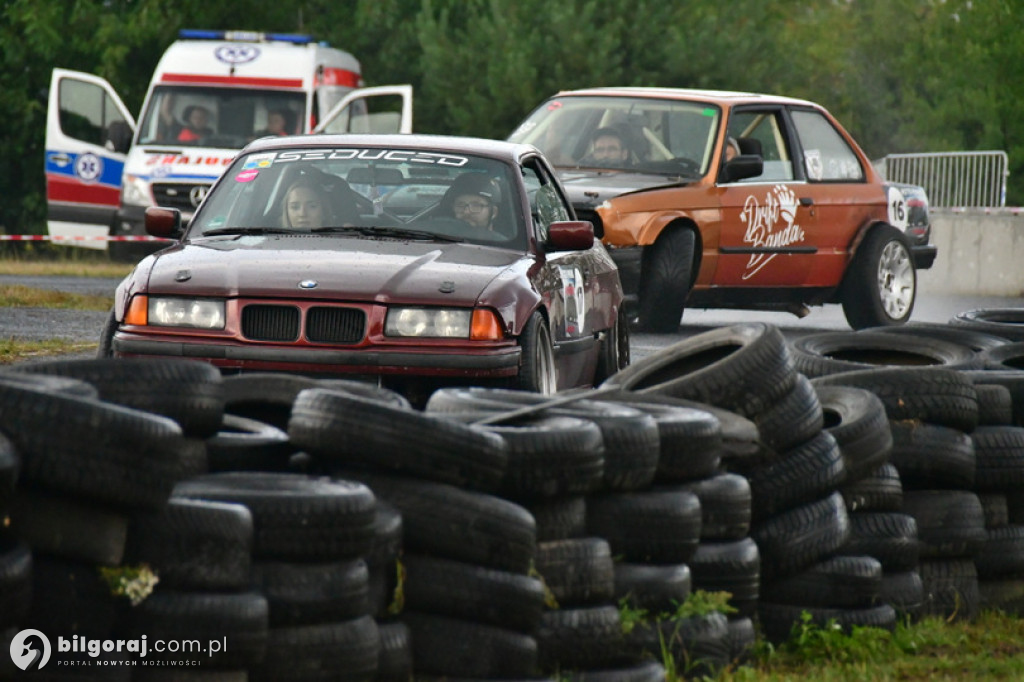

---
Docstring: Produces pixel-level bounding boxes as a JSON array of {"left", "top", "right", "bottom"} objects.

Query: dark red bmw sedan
[{"left": 102, "top": 134, "right": 627, "bottom": 396}]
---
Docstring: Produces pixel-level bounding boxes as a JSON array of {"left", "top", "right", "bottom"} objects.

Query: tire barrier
[{"left": 2, "top": 314, "right": 1024, "bottom": 676}]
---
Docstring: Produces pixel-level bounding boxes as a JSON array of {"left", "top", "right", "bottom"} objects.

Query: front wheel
[
  {"left": 517, "top": 312, "right": 557, "bottom": 394},
  {"left": 594, "top": 307, "right": 631, "bottom": 384},
  {"left": 97, "top": 308, "right": 117, "bottom": 358},
  {"left": 841, "top": 226, "right": 916, "bottom": 330},
  {"left": 638, "top": 229, "right": 696, "bottom": 333}
]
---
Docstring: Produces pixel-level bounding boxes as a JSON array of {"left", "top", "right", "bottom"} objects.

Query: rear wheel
[
  {"left": 841, "top": 226, "right": 916, "bottom": 329},
  {"left": 638, "top": 229, "right": 696, "bottom": 333},
  {"left": 594, "top": 308, "right": 630, "bottom": 384},
  {"left": 517, "top": 311, "right": 557, "bottom": 394}
]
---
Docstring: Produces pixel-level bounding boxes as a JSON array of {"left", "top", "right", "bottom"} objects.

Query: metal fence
[{"left": 882, "top": 151, "right": 1008, "bottom": 208}]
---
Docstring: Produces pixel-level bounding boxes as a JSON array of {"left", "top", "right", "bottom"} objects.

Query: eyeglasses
[
  {"left": 593, "top": 145, "right": 623, "bottom": 155},
  {"left": 453, "top": 201, "right": 490, "bottom": 214}
]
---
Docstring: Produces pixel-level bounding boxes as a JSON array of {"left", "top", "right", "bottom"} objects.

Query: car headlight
[
  {"left": 385, "top": 307, "right": 472, "bottom": 338},
  {"left": 121, "top": 174, "right": 153, "bottom": 207},
  {"left": 148, "top": 297, "right": 226, "bottom": 329}
]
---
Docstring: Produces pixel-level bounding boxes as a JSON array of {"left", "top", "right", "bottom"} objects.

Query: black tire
[
  {"left": 401, "top": 553, "right": 546, "bottom": 633},
  {"left": 586, "top": 490, "right": 702, "bottom": 564},
  {"left": 289, "top": 388, "right": 508, "bottom": 492},
  {"left": 252, "top": 616, "right": 380, "bottom": 682},
  {"left": 222, "top": 373, "right": 320, "bottom": 431},
  {"left": 366, "top": 502, "right": 403, "bottom": 620},
  {"left": 206, "top": 414, "right": 296, "bottom": 473},
  {"left": 790, "top": 331, "right": 980, "bottom": 378},
  {"left": 125, "top": 497, "right": 253, "bottom": 590},
  {"left": 0, "top": 382, "right": 186, "bottom": 511},
  {"left": 119, "top": 590, "right": 269, "bottom": 669},
  {"left": 375, "top": 620, "right": 412, "bottom": 682},
  {"left": 726, "top": 617, "right": 757, "bottom": 668},
  {"left": 902, "top": 490, "right": 986, "bottom": 560},
  {"left": 758, "top": 602, "right": 897, "bottom": 643},
  {"left": 334, "top": 471, "right": 536, "bottom": 574},
  {"left": 97, "top": 307, "right": 117, "bottom": 358},
  {"left": 613, "top": 562, "right": 692, "bottom": 614},
  {"left": 7, "top": 487, "right": 127, "bottom": 566},
  {"left": 670, "top": 472, "right": 751, "bottom": 541},
  {"left": 426, "top": 388, "right": 661, "bottom": 493},
  {"left": 750, "top": 491, "right": 851, "bottom": 581},
  {"left": 0, "top": 370, "right": 100, "bottom": 399},
  {"left": 841, "top": 463, "right": 904, "bottom": 513},
  {"left": 251, "top": 559, "right": 370, "bottom": 627},
  {"left": 535, "top": 538, "right": 614, "bottom": 607},
  {"left": 567, "top": 661, "right": 667, "bottom": 682},
  {"left": 27, "top": 556, "right": 121, "bottom": 639},
  {"left": 865, "top": 322, "right": 1011, "bottom": 352},
  {"left": 402, "top": 611, "right": 538, "bottom": 678},
  {"left": 174, "top": 472, "right": 377, "bottom": 561},
  {"left": 840, "top": 225, "right": 916, "bottom": 330},
  {"left": 525, "top": 496, "right": 587, "bottom": 542},
  {"left": 964, "top": 370, "right": 1024, "bottom": 427},
  {"left": 637, "top": 228, "right": 696, "bottom": 333},
  {"left": 889, "top": 421, "right": 976, "bottom": 490},
  {"left": 754, "top": 373, "right": 824, "bottom": 452},
  {"left": 951, "top": 308, "right": 1024, "bottom": 342},
  {"left": 623, "top": 611, "right": 731, "bottom": 679},
  {"left": 595, "top": 306, "right": 631, "bottom": 384},
  {"left": 815, "top": 384, "right": 893, "bottom": 485},
  {"left": 979, "top": 492, "right": 1009, "bottom": 529},
  {"left": 687, "top": 537, "right": 761, "bottom": 618},
  {"left": 765, "top": 554, "right": 882, "bottom": 609},
  {"left": 981, "top": 341, "right": 1024, "bottom": 371},
  {"left": 976, "top": 383, "right": 1015, "bottom": 426},
  {"left": 0, "top": 539, "right": 31, "bottom": 630},
  {"left": 917, "top": 558, "right": 980, "bottom": 622},
  {"left": 979, "top": 577, "right": 1024, "bottom": 616},
  {"left": 536, "top": 605, "right": 627, "bottom": 671},
  {"left": 517, "top": 311, "right": 558, "bottom": 393},
  {"left": 841, "top": 511, "right": 920, "bottom": 571},
  {"left": 972, "top": 425, "right": 1024, "bottom": 491},
  {"left": 742, "top": 429, "right": 847, "bottom": 522},
  {"left": 601, "top": 322, "right": 797, "bottom": 419},
  {"left": 17, "top": 357, "right": 225, "bottom": 437},
  {"left": 975, "top": 525, "right": 1024, "bottom": 578},
  {"left": 811, "top": 367, "right": 979, "bottom": 433},
  {"left": 880, "top": 569, "right": 924, "bottom": 619}
]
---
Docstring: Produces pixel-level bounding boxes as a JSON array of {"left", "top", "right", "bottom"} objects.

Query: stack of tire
[
  {"left": 792, "top": 332, "right": 990, "bottom": 623},
  {"left": 422, "top": 387, "right": 674, "bottom": 680},
  {"left": 602, "top": 322, "right": 901, "bottom": 642},
  {"left": 0, "top": 360, "right": 233, "bottom": 678},
  {"left": 288, "top": 387, "right": 551, "bottom": 680}
]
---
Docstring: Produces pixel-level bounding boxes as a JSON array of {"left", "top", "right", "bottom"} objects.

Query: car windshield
[
  {"left": 189, "top": 146, "right": 525, "bottom": 249},
  {"left": 137, "top": 86, "right": 306, "bottom": 148},
  {"left": 508, "top": 95, "right": 721, "bottom": 178}
]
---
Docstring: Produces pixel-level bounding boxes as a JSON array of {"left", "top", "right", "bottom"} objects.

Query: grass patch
[
  {"left": 0, "top": 285, "right": 113, "bottom": 311},
  {"left": 717, "top": 610, "right": 1024, "bottom": 682},
  {"left": 0, "top": 338, "right": 97, "bottom": 364},
  {"left": 0, "top": 259, "right": 133, "bottom": 278}
]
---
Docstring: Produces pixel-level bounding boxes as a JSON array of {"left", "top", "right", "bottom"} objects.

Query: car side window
[
  {"left": 725, "top": 110, "right": 794, "bottom": 182},
  {"left": 522, "top": 159, "right": 571, "bottom": 242},
  {"left": 790, "top": 109, "right": 865, "bottom": 182}
]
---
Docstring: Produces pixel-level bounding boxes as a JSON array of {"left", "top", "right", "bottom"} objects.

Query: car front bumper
[{"left": 112, "top": 334, "right": 523, "bottom": 379}]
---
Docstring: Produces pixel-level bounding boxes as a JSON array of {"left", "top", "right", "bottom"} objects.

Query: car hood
[
  {"left": 556, "top": 169, "right": 690, "bottom": 209},
  {"left": 142, "top": 234, "right": 528, "bottom": 305}
]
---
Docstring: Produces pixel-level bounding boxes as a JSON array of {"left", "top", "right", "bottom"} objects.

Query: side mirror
[
  {"left": 145, "top": 207, "right": 183, "bottom": 239},
  {"left": 721, "top": 154, "right": 764, "bottom": 183},
  {"left": 547, "top": 220, "right": 594, "bottom": 251},
  {"left": 106, "top": 121, "right": 134, "bottom": 154}
]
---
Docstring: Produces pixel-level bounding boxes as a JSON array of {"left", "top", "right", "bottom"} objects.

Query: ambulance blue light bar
[{"left": 178, "top": 29, "right": 314, "bottom": 44}]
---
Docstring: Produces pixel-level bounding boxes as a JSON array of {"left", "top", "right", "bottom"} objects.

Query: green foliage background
[{"left": 2, "top": 0, "right": 1020, "bottom": 234}]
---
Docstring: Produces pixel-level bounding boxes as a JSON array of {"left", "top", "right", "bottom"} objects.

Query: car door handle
[{"left": 799, "top": 197, "right": 814, "bottom": 206}]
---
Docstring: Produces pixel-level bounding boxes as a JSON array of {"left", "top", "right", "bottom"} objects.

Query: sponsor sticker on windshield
[
  {"left": 243, "top": 153, "right": 276, "bottom": 170},
  {"left": 235, "top": 169, "right": 259, "bottom": 182},
  {"left": 274, "top": 149, "right": 470, "bottom": 167}
]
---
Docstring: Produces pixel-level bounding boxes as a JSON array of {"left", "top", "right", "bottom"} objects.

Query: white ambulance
[{"left": 45, "top": 29, "right": 412, "bottom": 259}]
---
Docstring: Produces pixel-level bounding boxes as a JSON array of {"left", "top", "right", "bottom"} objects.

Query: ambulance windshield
[{"left": 137, "top": 86, "right": 306, "bottom": 148}]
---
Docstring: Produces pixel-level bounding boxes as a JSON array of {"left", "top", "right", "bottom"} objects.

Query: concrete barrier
[{"left": 917, "top": 208, "right": 1024, "bottom": 297}]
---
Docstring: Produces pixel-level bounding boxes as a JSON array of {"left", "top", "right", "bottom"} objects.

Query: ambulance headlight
[{"left": 122, "top": 174, "right": 154, "bottom": 207}]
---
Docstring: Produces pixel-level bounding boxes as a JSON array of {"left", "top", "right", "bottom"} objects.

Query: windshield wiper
[
  {"left": 200, "top": 227, "right": 295, "bottom": 237},
  {"left": 312, "top": 225, "right": 463, "bottom": 242}
]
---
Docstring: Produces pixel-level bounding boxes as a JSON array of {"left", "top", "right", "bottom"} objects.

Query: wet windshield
[
  {"left": 190, "top": 147, "right": 525, "bottom": 249},
  {"left": 137, "top": 86, "right": 306, "bottom": 148},
  {"left": 508, "top": 95, "right": 721, "bottom": 178}
]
